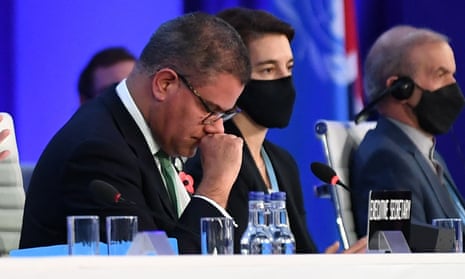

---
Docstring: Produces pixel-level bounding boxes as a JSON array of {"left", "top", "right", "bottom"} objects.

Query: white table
[{"left": 1, "top": 253, "right": 465, "bottom": 279}]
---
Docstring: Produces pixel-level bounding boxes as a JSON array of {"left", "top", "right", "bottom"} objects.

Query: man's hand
[
  {"left": 195, "top": 133, "right": 243, "bottom": 207},
  {"left": 0, "top": 114, "right": 11, "bottom": 161},
  {"left": 324, "top": 236, "right": 367, "bottom": 254}
]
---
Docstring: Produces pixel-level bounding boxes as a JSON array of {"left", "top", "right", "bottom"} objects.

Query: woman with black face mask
[{"left": 184, "top": 7, "right": 367, "bottom": 254}]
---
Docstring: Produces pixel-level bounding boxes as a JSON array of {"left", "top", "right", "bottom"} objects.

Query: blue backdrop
[{"left": 1, "top": 0, "right": 464, "bottom": 252}]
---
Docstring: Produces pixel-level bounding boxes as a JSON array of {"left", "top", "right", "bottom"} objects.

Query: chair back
[
  {"left": 21, "top": 163, "right": 35, "bottom": 193},
  {"left": 0, "top": 112, "right": 25, "bottom": 255},
  {"left": 314, "top": 119, "right": 376, "bottom": 249}
]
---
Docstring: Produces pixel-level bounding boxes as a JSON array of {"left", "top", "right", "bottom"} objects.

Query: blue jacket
[{"left": 350, "top": 117, "right": 464, "bottom": 237}]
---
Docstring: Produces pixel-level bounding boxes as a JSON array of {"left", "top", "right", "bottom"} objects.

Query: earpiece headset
[{"left": 354, "top": 76, "right": 415, "bottom": 124}]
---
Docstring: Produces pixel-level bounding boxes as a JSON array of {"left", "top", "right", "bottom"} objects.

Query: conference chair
[
  {"left": 0, "top": 112, "right": 26, "bottom": 256},
  {"left": 20, "top": 163, "right": 35, "bottom": 193},
  {"left": 314, "top": 119, "right": 376, "bottom": 250}
]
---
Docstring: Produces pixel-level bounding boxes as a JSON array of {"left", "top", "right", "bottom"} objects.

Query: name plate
[{"left": 367, "top": 190, "right": 412, "bottom": 251}]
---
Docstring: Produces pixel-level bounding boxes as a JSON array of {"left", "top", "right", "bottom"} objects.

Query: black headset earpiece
[
  {"left": 389, "top": 76, "right": 415, "bottom": 100},
  {"left": 355, "top": 76, "right": 415, "bottom": 124}
]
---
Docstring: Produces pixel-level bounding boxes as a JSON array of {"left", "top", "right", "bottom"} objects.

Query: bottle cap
[
  {"left": 271, "top": 191, "right": 286, "bottom": 201},
  {"left": 248, "top": 191, "right": 265, "bottom": 201}
]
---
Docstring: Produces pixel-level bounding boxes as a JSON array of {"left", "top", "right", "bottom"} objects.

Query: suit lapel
[
  {"left": 434, "top": 153, "right": 465, "bottom": 217},
  {"left": 242, "top": 141, "right": 269, "bottom": 192},
  {"left": 100, "top": 89, "right": 177, "bottom": 218},
  {"left": 413, "top": 149, "right": 458, "bottom": 215},
  {"left": 262, "top": 142, "right": 286, "bottom": 192},
  {"left": 380, "top": 118, "right": 459, "bottom": 217}
]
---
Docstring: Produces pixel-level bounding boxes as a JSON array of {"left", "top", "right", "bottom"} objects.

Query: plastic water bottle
[
  {"left": 263, "top": 193, "right": 272, "bottom": 226},
  {"left": 269, "top": 191, "right": 295, "bottom": 254},
  {"left": 240, "top": 191, "right": 273, "bottom": 255}
]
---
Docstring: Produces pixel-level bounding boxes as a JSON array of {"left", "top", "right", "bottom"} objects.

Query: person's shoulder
[{"left": 263, "top": 140, "right": 296, "bottom": 162}]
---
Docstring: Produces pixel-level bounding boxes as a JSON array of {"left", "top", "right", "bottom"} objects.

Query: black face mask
[
  {"left": 414, "top": 82, "right": 465, "bottom": 134},
  {"left": 237, "top": 76, "right": 296, "bottom": 128}
]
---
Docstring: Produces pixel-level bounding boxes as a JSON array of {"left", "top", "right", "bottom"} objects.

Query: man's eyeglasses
[{"left": 177, "top": 73, "right": 240, "bottom": 125}]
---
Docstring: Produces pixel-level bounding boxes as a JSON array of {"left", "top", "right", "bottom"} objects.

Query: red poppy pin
[{"left": 179, "top": 171, "right": 194, "bottom": 194}]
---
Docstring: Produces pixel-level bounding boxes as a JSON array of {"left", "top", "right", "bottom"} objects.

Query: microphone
[
  {"left": 310, "top": 162, "right": 350, "bottom": 192},
  {"left": 89, "top": 179, "right": 135, "bottom": 205},
  {"left": 89, "top": 179, "right": 192, "bottom": 229},
  {"left": 89, "top": 179, "right": 199, "bottom": 228},
  {"left": 89, "top": 179, "right": 236, "bottom": 233}
]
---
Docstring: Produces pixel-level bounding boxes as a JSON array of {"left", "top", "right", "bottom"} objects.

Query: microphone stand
[{"left": 329, "top": 185, "right": 351, "bottom": 250}]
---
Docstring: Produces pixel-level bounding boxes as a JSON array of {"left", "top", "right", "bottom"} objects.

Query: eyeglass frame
[{"left": 176, "top": 72, "right": 241, "bottom": 125}]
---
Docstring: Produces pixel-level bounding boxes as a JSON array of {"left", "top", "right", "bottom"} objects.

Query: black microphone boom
[
  {"left": 88, "top": 179, "right": 198, "bottom": 240},
  {"left": 354, "top": 92, "right": 386, "bottom": 124},
  {"left": 89, "top": 179, "right": 134, "bottom": 205},
  {"left": 310, "top": 162, "right": 350, "bottom": 192},
  {"left": 354, "top": 77, "right": 414, "bottom": 124}
]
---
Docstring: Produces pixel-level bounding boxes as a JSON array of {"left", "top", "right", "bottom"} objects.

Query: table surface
[{"left": 2, "top": 253, "right": 465, "bottom": 279}]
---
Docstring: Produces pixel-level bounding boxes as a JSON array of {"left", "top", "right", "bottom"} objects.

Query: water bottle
[
  {"left": 263, "top": 193, "right": 272, "bottom": 226},
  {"left": 269, "top": 191, "right": 296, "bottom": 254},
  {"left": 240, "top": 191, "right": 273, "bottom": 255}
]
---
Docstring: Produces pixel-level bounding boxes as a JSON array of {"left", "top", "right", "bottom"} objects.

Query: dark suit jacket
[
  {"left": 184, "top": 121, "right": 318, "bottom": 253},
  {"left": 19, "top": 87, "right": 221, "bottom": 254},
  {"left": 350, "top": 117, "right": 465, "bottom": 237}
]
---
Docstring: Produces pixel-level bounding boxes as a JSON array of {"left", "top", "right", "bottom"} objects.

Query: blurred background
[{"left": 1, "top": 0, "right": 464, "bottom": 251}]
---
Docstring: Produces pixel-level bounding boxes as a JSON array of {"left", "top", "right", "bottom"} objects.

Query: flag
[{"left": 344, "top": 0, "right": 364, "bottom": 118}]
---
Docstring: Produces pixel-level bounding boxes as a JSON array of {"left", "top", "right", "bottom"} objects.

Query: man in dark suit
[
  {"left": 19, "top": 12, "right": 251, "bottom": 254},
  {"left": 351, "top": 25, "right": 465, "bottom": 237},
  {"left": 185, "top": 7, "right": 367, "bottom": 254}
]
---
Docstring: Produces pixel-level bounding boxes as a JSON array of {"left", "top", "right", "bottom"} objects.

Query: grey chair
[
  {"left": 21, "top": 163, "right": 35, "bottom": 193},
  {"left": 0, "top": 112, "right": 25, "bottom": 256},
  {"left": 314, "top": 119, "right": 376, "bottom": 249}
]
